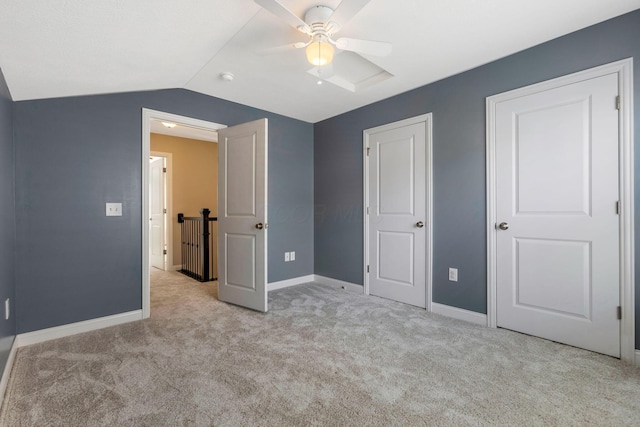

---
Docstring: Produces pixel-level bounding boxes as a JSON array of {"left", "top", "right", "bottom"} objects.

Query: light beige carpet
[{"left": 2, "top": 269, "right": 640, "bottom": 426}]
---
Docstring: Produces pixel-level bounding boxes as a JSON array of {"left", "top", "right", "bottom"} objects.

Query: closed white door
[
  {"left": 149, "top": 156, "right": 166, "bottom": 270},
  {"left": 494, "top": 73, "right": 620, "bottom": 357},
  {"left": 367, "top": 119, "right": 427, "bottom": 307},
  {"left": 218, "top": 119, "right": 268, "bottom": 312}
]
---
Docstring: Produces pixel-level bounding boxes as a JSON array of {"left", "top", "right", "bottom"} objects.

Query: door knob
[
  {"left": 416, "top": 221, "right": 424, "bottom": 228},
  {"left": 498, "top": 222, "right": 509, "bottom": 230},
  {"left": 255, "top": 223, "right": 264, "bottom": 230}
]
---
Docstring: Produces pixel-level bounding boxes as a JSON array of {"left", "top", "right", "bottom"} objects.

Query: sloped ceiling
[{"left": 0, "top": 0, "right": 639, "bottom": 123}]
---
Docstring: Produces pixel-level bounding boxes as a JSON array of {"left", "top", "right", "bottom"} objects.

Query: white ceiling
[{"left": 1, "top": 0, "right": 638, "bottom": 123}]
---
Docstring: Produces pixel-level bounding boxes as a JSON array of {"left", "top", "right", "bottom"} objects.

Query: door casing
[
  {"left": 363, "top": 113, "right": 433, "bottom": 310},
  {"left": 486, "top": 58, "right": 635, "bottom": 363}
]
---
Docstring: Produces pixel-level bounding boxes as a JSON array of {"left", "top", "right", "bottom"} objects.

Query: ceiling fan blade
[
  {"left": 257, "top": 41, "right": 308, "bottom": 55},
  {"left": 254, "top": 0, "right": 311, "bottom": 34},
  {"left": 335, "top": 37, "right": 392, "bottom": 56},
  {"left": 329, "top": 0, "right": 371, "bottom": 27}
]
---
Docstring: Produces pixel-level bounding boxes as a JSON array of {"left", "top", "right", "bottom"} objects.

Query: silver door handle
[
  {"left": 416, "top": 221, "right": 424, "bottom": 228},
  {"left": 255, "top": 223, "right": 264, "bottom": 230},
  {"left": 498, "top": 222, "right": 509, "bottom": 230}
]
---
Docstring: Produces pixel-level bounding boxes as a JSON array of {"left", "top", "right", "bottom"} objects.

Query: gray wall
[
  {"left": 14, "top": 89, "right": 313, "bottom": 333},
  {"left": 0, "top": 68, "right": 15, "bottom": 371},
  {"left": 314, "top": 10, "right": 640, "bottom": 343}
]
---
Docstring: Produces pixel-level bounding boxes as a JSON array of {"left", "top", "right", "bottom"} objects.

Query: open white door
[
  {"left": 149, "top": 156, "right": 166, "bottom": 270},
  {"left": 218, "top": 119, "right": 268, "bottom": 312}
]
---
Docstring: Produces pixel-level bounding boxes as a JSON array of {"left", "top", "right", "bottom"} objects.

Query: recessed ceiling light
[{"left": 161, "top": 122, "right": 177, "bottom": 128}]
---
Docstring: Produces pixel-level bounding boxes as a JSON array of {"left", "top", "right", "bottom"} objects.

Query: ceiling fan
[{"left": 254, "top": 0, "right": 392, "bottom": 67}]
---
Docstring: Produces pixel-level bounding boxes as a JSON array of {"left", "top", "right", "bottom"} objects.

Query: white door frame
[
  {"left": 486, "top": 58, "right": 635, "bottom": 363},
  {"left": 149, "top": 151, "right": 173, "bottom": 271},
  {"left": 142, "top": 108, "right": 227, "bottom": 318},
  {"left": 363, "top": 113, "right": 433, "bottom": 310}
]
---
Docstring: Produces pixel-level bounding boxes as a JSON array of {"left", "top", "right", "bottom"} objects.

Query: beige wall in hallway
[{"left": 151, "top": 133, "right": 218, "bottom": 267}]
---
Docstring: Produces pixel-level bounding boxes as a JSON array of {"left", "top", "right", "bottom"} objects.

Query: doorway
[
  {"left": 142, "top": 110, "right": 270, "bottom": 316},
  {"left": 486, "top": 59, "right": 635, "bottom": 361},
  {"left": 363, "top": 114, "right": 433, "bottom": 309},
  {"left": 149, "top": 153, "right": 170, "bottom": 271},
  {"left": 142, "top": 109, "right": 227, "bottom": 318}
]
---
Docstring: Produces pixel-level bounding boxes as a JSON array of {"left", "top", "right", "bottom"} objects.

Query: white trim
[
  {"left": 268, "top": 275, "right": 315, "bottom": 291},
  {"left": 15, "top": 310, "right": 143, "bottom": 348},
  {"left": 635, "top": 350, "right": 640, "bottom": 367},
  {"left": 363, "top": 129, "right": 369, "bottom": 296},
  {"left": 142, "top": 109, "right": 226, "bottom": 319},
  {"left": 314, "top": 275, "right": 364, "bottom": 294},
  {"left": 486, "top": 58, "right": 634, "bottom": 362},
  {"left": 171, "top": 264, "right": 182, "bottom": 271},
  {"left": 617, "top": 59, "right": 635, "bottom": 365},
  {"left": 431, "top": 302, "right": 487, "bottom": 326},
  {"left": 0, "top": 338, "right": 18, "bottom": 410},
  {"left": 150, "top": 150, "right": 173, "bottom": 272},
  {"left": 363, "top": 113, "right": 433, "bottom": 310}
]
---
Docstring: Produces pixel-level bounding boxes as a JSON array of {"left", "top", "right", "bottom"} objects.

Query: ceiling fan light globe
[{"left": 306, "top": 41, "right": 334, "bottom": 66}]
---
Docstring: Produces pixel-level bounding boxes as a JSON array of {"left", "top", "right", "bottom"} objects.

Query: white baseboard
[
  {"left": 172, "top": 265, "right": 182, "bottom": 271},
  {"left": 15, "top": 310, "right": 143, "bottom": 348},
  {"left": 635, "top": 350, "right": 640, "bottom": 367},
  {"left": 0, "top": 337, "right": 18, "bottom": 411},
  {"left": 268, "top": 275, "right": 315, "bottom": 291},
  {"left": 313, "top": 275, "right": 364, "bottom": 294},
  {"left": 431, "top": 302, "right": 487, "bottom": 326}
]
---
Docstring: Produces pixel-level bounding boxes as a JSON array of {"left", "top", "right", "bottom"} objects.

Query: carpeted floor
[{"left": 2, "top": 269, "right": 640, "bottom": 426}]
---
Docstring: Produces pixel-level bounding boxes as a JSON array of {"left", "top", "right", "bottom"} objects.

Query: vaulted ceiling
[{"left": 1, "top": 0, "right": 639, "bottom": 123}]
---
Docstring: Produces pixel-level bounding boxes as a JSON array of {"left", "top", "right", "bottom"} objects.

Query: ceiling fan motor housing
[{"left": 304, "top": 5, "right": 340, "bottom": 35}]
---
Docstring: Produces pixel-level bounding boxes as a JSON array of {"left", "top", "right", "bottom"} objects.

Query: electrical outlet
[
  {"left": 106, "top": 202, "right": 122, "bottom": 216},
  {"left": 284, "top": 252, "right": 290, "bottom": 262},
  {"left": 4, "top": 298, "right": 9, "bottom": 320},
  {"left": 290, "top": 251, "right": 295, "bottom": 261},
  {"left": 448, "top": 268, "right": 458, "bottom": 282}
]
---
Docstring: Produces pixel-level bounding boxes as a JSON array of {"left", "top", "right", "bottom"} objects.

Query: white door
[
  {"left": 494, "top": 73, "right": 620, "bottom": 357},
  {"left": 218, "top": 119, "right": 268, "bottom": 312},
  {"left": 367, "top": 119, "right": 427, "bottom": 307},
  {"left": 149, "top": 156, "right": 166, "bottom": 270}
]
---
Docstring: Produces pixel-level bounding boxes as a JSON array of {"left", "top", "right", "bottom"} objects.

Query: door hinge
[
  {"left": 366, "top": 206, "right": 369, "bottom": 215},
  {"left": 616, "top": 201, "right": 620, "bottom": 215},
  {"left": 366, "top": 147, "right": 370, "bottom": 156},
  {"left": 367, "top": 265, "right": 370, "bottom": 273},
  {"left": 616, "top": 95, "right": 621, "bottom": 110},
  {"left": 163, "top": 208, "right": 167, "bottom": 214},
  {"left": 163, "top": 167, "right": 167, "bottom": 173},
  {"left": 163, "top": 249, "right": 167, "bottom": 255},
  {"left": 617, "top": 306, "right": 622, "bottom": 320}
]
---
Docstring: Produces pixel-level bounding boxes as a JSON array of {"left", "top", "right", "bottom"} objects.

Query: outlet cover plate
[{"left": 106, "top": 202, "right": 122, "bottom": 216}]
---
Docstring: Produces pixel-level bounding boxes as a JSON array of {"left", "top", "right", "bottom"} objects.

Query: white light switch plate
[
  {"left": 290, "top": 251, "right": 295, "bottom": 261},
  {"left": 448, "top": 268, "right": 458, "bottom": 282},
  {"left": 106, "top": 202, "right": 122, "bottom": 216}
]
